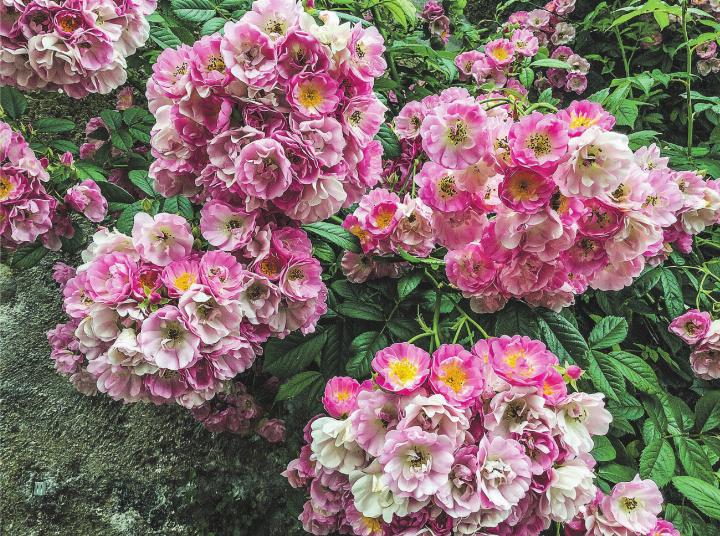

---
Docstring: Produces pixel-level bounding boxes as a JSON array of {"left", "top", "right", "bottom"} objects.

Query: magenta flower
[
  {"left": 445, "top": 243, "right": 497, "bottom": 294},
  {"left": 509, "top": 112, "right": 569, "bottom": 174},
  {"left": 416, "top": 162, "right": 472, "bottom": 212},
  {"left": 220, "top": 21, "right": 277, "bottom": 90},
  {"left": 608, "top": 475, "right": 663, "bottom": 533},
  {"left": 476, "top": 435, "right": 532, "bottom": 513},
  {"left": 485, "top": 39, "right": 515, "bottom": 68},
  {"left": 371, "top": 342, "right": 431, "bottom": 394},
  {"left": 668, "top": 309, "right": 712, "bottom": 345},
  {"left": 178, "top": 286, "right": 241, "bottom": 345},
  {"left": 200, "top": 200, "right": 257, "bottom": 252},
  {"left": 138, "top": 305, "right": 200, "bottom": 370},
  {"left": 279, "top": 257, "right": 323, "bottom": 301},
  {"left": 276, "top": 28, "right": 331, "bottom": 80},
  {"left": 64, "top": 179, "right": 108, "bottom": 223},
  {"left": 511, "top": 29, "right": 539, "bottom": 57},
  {"left": 322, "top": 376, "right": 361, "bottom": 418},
  {"left": 132, "top": 212, "right": 194, "bottom": 267},
  {"left": 420, "top": 100, "right": 489, "bottom": 169},
  {"left": 234, "top": 138, "right": 292, "bottom": 200},
  {"left": 378, "top": 425, "right": 454, "bottom": 501},
  {"left": 347, "top": 25, "right": 387, "bottom": 82},
  {"left": 343, "top": 95, "right": 387, "bottom": 146},
  {"left": 498, "top": 168, "right": 555, "bottom": 213},
  {"left": 198, "top": 250, "right": 247, "bottom": 303},
  {"left": 489, "top": 335, "right": 558, "bottom": 387},
  {"left": 85, "top": 252, "right": 138, "bottom": 305},
  {"left": 287, "top": 72, "right": 340, "bottom": 118}
]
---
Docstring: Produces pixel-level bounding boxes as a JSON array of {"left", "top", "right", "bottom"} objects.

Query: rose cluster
[
  {"left": 455, "top": 2, "right": 590, "bottom": 95},
  {"left": 191, "top": 380, "right": 287, "bottom": 443},
  {"left": 669, "top": 309, "right": 720, "bottom": 380},
  {"left": 47, "top": 211, "right": 327, "bottom": 409},
  {"left": 344, "top": 89, "right": 720, "bottom": 312},
  {"left": 284, "top": 337, "right": 674, "bottom": 535},
  {"left": 147, "top": 0, "right": 387, "bottom": 224},
  {"left": 0, "top": 0, "right": 156, "bottom": 98},
  {"left": 0, "top": 120, "right": 107, "bottom": 251},
  {"left": 420, "top": 1, "right": 450, "bottom": 44}
]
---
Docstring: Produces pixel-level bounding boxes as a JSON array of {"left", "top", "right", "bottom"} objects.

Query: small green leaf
[
  {"left": 672, "top": 476, "right": 720, "bottom": 521},
  {"left": 597, "top": 463, "right": 637, "bottom": 484},
  {"left": 591, "top": 436, "right": 617, "bottom": 462},
  {"left": 303, "top": 222, "right": 360, "bottom": 253},
  {"left": 519, "top": 67, "right": 535, "bottom": 89},
  {"left": 128, "top": 170, "right": 157, "bottom": 197},
  {"left": 397, "top": 271, "right": 422, "bottom": 300},
  {"left": 614, "top": 100, "right": 639, "bottom": 128},
  {"left": 34, "top": 118, "right": 75, "bottom": 133},
  {"left": 49, "top": 140, "right": 79, "bottom": 153},
  {"left": 375, "top": 123, "right": 401, "bottom": 159},
  {"left": 100, "top": 110, "right": 123, "bottom": 131},
  {"left": 201, "top": 17, "right": 226, "bottom": 35},
  {"left": 588, "top": 316, "right": 628, "bottom": 349},
  {"left": 0, "top": 86, "right": 27, "bottom": 119},
  {"left": 172, "top": 0, "right": 217, "bottom": 22},
  {"left": 9, "top": 244, "right": 47, "bottom": 270},
  {"left": 111, "top": 129, "right": 134, "bottom": 152},
  {"left": 675, "top": 436, "right": 716, "bottom": 482},
  {"left": 695, "top": 390, "right": 720, "bottom": 433},
  {"left": 263, "top": 331, "right": 328, "bottom": 378},
  {"left": 150, "top": 25, "right": 183, "bottom": 49},
  {"left": 530, "top": 58, "right": 573, "bottom": 69},
  {"left": 660, "top": 268, "right": 686, "bottom": 317},
  {"left": 639, "top": 438, "right": 676, "bottom": 487},
  {"left": 336, "top": 301, "right": 385, "bottom": 321},
  {"left": 346, "top": 331, "right": 390, "bottom": 378},
  {"left": 275, "top": 371, "right": 323, "bottom": 402},
  {"left": 75, "top": 161, "right": 106, "bottom": 182},
  {"left": 97, "top": 181, "right": 135, "bottom": 204},
  {"left": 116, "top": 201, "right": 143, "bottom": 235}
]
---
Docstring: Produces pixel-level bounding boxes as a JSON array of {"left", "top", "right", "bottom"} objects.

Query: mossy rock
[{"left": 0, "top": 251, "right": 306, "bottom": 535}]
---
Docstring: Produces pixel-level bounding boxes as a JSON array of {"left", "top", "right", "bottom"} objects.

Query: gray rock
[{"left": 0, "top": 252, "right": 305, "bottom": 536}]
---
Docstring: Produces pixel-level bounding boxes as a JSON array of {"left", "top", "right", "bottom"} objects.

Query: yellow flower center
[
  {"left": 526, "top": 132, "right": 552, "bottom": 157},
  {"left": 206, "top": 54, "right": 225, "bottom": 72},
  {"left": 447, "top": 120, "right": 468, "bottom": 145},
  {"left": 507, "top": 170, "right": 540, "bottom": 201},
  {"left": 491, "top": 47, "right": 510, "bottom": 61},
  {"left": 0, "top": 175, "right": 14, "bottom": 200},
  {"left": 388, "top": 358, "right": 418, "bottom": 386},
  {"left": 439, "top": 175, "right": 457, "bottom": 199},
  {"left": 505, "top": 350, "right": 526, "bottom": 369},
  {"left": 298, "top": 82, "right": 324, "bottom": 109},
  {"left": 174, "top": 272, "right": 196, "bottom": 292},
  {"left": 335, "top": 390, "right": 350, "bottom": 402},
  {"left": 288, "top": 267, "right": 305, "bottom": 281},
  {"left": 362, "top": 517, "right": 382, "bottom": 532},
  {"left": 439, "top": 362, "right": 467, "bottom": 393},
  {"left": 569, "top": 113, "right": 597, "bottom": 130},
  {"left": 621, "top": 497, "right": 639, "bottom": 511},
  {"left": 374, "top": 207, "right": 395, "bottom": 229},
  {"left": 260, "top": 257, "right": 281, "bottom": 277}
]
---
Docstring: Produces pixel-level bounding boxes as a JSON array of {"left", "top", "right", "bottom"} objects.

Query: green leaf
[
  {"left": 536, "top": 309, "right": 589, "bottom": 363},
  {"left": 9, "top": 244, "right": 47, "bottom": 270},
  {"left": 312, "top": 241, "right": 336, "bottom": 264},
  {"left": 34, "top": 118, "right": 75, "bottom": 133},
  {"left": 201, "top": 17, "right": 226, "bottom": 35},
  {"left": 631, "top": 267, "right": 662, "bottom": 296},
  {"left": 614, "top": 100, "right": 639, "bottom": 128},
  {"left": 60, "top": 223, "right": 86, "bottom": 254},
  {"left": 587, "top": 351, "right": 621, "bottom": 402},
  {"left": 100, "top": 110, "right": 123, "bottom": 131},
  {"left": 275, "top": 371, "right": 323, "bottom": 402},
  {"left": 588, "top": 316, "right": 628, "bottom": 349},
  {"left": 162, "top": 195, "right": 194, "bottom": 220},
  {"left": 171, "top": 0, "right": 216, "bottom": 22},
  {"left": 49, "top": 139, "right": 79, "bottom": 153},
  {"left": 0, "top": 86, "right": 27, "bottom": 119},
  {"left": 387, "top": 317, "right": 418, "bottom": 341},
  {"left": 519, "top": 67, "right": 535, "bottom": 89},
  {"left": 494, "top": 301, "right": 538, "bottom": 338},
  {"left": 128, "top": 170, "right": 157, "bottom": 197},
  {"left": 660, "top": 268, "right": 685, "bottom": 317},
  {"left": 530, "top": 58, "right": 573, "bottom": 69},
  {"left": 375, "top": 123, "right": 401, "bottom": 159},
  {"left": 346, "top": 331, "right": 390, "bottom": 378},
  {"left": 111, "top": 129, "right": 134, "bottom": 152},
  {"left": 97, "top": 181, "right": 135, "bottom": 204},
  {"left": 608, "top": 350, "right": 660, "bottom": 394},
  {"left": 336, "top": 301, "right": 385, "bottom": 321},
  {"left": 695, "top": 390, "right": 720, "bottom": 433},
  {"left": 675, "top": 436, "right": 716, "bottom": 482},
  {"left": 263, "top": 331, "right": 328, "bottom": 378},
  {"left": 75, "top": 161, "right": 106, "bottom": 182},
  {"left": 672, "top": 476, "right": 720, "bottom": 520},
  {"left": 302, "top": 222, "right": 360, "bottom": 253},
  {"left": 598, "top": 463, "right": 637, "bottom": 484},
  {"left": 150, "top": 25, "right": 183, "bottom": 49},
  {"left": 397, "top": 271, "right": 422, "bottom": 300},
  {"left": 639, "top": 438, "right": 676, "bottom": 487},
  {"left": 591, "top": 436, "right": 617, "bottom": 462},
  {"left": 116, "top": 202, "right": 143, "bottom": 234}
]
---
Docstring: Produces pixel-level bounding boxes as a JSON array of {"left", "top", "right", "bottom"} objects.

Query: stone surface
[{"left": 0, "top": 252, "right": 305, "bottom": 535}]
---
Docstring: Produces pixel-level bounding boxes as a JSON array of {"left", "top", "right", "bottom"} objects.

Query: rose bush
[{"left": 1, "top": 0, "right": 719, "bottom": 534}]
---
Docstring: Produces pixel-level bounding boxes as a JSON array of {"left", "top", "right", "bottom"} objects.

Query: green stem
[
  {"left": 681, "top": 0, "right": 694, "bottom": 155},
  {"left": 432, "top": 288, "right": 442, "bottom": 349},
  {"left": 614, "top": 25, "right": 631, "bottom": 80},
  {"left": 453, "top": 304, "right": 489, "bottom": 339},
  {"left": 407, "top": 331, "right": 433, "bottom": 344},
  {"left": 524, "top": 102, "right": 559, "bottom": 114},
  {"left": 370, "top": 7, "right": 400, "bottom": 84},
  {"left": 329, "top": 215, "right": 344, "bottom": 224}
]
